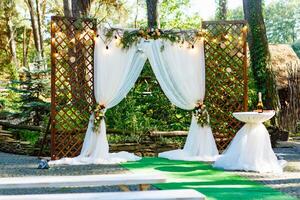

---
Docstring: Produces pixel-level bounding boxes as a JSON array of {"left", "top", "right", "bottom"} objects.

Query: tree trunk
[
  {"left": 243, "top": 0, "right": 272, "bottom": 108},
  {"left": 6, "top": 19, "right": 18, "bottom": 69},
  {"left": 35, "top": 0, "right": 44, "bottom": 58},
  {"left": 146, "top": 0, "right": 159, "bottom": 29},
  {"left": 63, "top": 0, "right": 93, "bottom": 17},
  {"left": 63, "top": 0, "right": 72, "bottom": 17},
  {"left": 23, "top": 28, "right": 27, "bottom": 67},
  {"left": 3, "top": 1, "right": 19, "bottom": 79},
  {"left": 216, "top": 0, "right": 227, "bottom": 20},
  {"left": 26, "top": 0, "right": 42, "bottom": 59},
  {"left": 23, "top": 28, "right": 32, "bottom": 68}
]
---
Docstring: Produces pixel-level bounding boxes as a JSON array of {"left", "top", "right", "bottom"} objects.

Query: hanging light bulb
[
  {"left": 106, "top": 45, "right": 109, "bottom": 50},
  {"left": 52, "top": 22, "right": 57, "bottom": 31},
  {"left": 56, "top": 31, "right": 63, "bottom": 37},
  {"left": 242, "top": 26, "right": 248, "bottom": 32},
  {"left": 79, "top": 32, "right": 86, "bottom": 40},
  {"left": 53, "top": 53, "right": 59, "bottom": 59}
]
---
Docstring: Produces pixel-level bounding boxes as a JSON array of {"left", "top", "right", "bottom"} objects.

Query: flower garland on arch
[
  {"left": 97, "top": 25, "right": 248, "bottom": 50},
  {"left": 193, "top": 101, "right": 210, "bottom": 127},
  {"left": 93, "top": 104, "right": 106, "bottom": 133},
  {"left": 102, "top": 27, "right": 206, "bottom": 50}
]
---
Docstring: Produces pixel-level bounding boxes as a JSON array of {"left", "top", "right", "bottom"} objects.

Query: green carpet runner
[{"left": 122, "top": 157, "right": 296, "bottom": 200}]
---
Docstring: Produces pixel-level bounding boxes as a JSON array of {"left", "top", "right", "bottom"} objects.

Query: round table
[{"left": 213, "top": 111, "right": 285, "bottom": 173}]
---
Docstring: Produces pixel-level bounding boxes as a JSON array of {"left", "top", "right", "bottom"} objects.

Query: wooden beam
[{"left": 0, "top": 121, "right": 43, "bottom": 132}]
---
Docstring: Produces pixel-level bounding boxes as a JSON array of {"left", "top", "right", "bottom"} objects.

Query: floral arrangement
[
  {"left": 98, "top": 25, "right": 247, "bottom": 50},
  {"left": 93, "top": 104, "right": 106, "bottom": 133},
  {"left": 193, "top": 101, "right": 210, "bottom": 127},
  {"left": 102, "top": 27, "right": 207, "bottom": 49}
]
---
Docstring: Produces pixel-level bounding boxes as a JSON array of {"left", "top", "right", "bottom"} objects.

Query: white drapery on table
[
  {"left": 145, "top": 40, "right": 218, "bottom": 161},
  {"left": 49, "top": 32, "right": 147, "bottom": 165},
  {"left": 50, "top": 31, "right": 218, "bottom": 165},
  {"left": 213, "top": 112, "right": 285, "bottom": 173}
]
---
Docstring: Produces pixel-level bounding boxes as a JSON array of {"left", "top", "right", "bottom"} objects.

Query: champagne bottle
[{"left": 257, "top": 92, "right": 264, "bottom": 113}]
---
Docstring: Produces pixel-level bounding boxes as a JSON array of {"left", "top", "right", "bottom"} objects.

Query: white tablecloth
[{"left": 213, "top": 111, "right": 286, "bottom": 173}]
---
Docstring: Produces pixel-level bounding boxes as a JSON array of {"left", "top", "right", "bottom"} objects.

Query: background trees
[
  {"left": 228, "top": 0, "right": 300, "bottom": 44},
  {"left": 215, "top": 0, "right": 227, "bottom": 20},
  {"left": 243, "top": 0, "right": 270, "bottom": 106}
]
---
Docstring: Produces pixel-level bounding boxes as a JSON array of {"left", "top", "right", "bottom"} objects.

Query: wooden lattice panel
[
  {"left": 203, "top": 20, "right": 248, "bottom": 150},
  {"left": 51, "top": 16, "right": 96, "bottom": 159}
]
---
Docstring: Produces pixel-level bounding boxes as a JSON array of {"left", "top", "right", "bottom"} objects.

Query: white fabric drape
[
  {"left": 49, "top": 31, "right": 147, "bottom": 165},
  {"left": 50, "top": 34, "right": 219, "bottom": 165},
  {"left": 213, "top": 123, "right": 284, "bottom": 172},
  {"left": 144, "top": 39, "right": 219, "bottom": 161},
  {"left": 213, "top": 112, "right": 286, "bottom": 173}
]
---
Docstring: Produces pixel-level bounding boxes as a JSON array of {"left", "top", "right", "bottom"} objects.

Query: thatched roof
[{"left": 269, "top": 44, "right": 300, "bottom": 89}]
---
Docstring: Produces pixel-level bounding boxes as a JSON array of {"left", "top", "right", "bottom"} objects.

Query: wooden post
[
  {"left": 50, "top": 17, "right": 56, "bottom": 160},
  {"left": 243, "top": 26, "right": 248, "bottom": 111}
]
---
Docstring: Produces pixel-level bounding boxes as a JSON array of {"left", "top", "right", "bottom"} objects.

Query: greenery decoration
[
  {"left": 193, "top": 102, "right": 210, "bottom": 127},
  {"left": 99, "top": 26, "right": 247, "bottom": 51},
  {"left": 93, "top": 104, "right": 106, "bottom": 133},
  {"left": 102, "top": 27, "right": 202, "bottom": 49}
]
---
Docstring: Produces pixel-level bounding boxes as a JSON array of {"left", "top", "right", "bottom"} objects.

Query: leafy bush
[
  {"left": 9, "top": 129, "right": 41, "bottom": 145},
  {"left": 10, "top": 63, "right": 50, "bottom": 126},
  {"left": 0, "top": 85, "right": 21, "bottom": 119},
  {"left": 292, "top": 40, "right": 300, "bottom": 58},
  {"left": 106, "top": 61, "right": 191, "bottom": 136}
]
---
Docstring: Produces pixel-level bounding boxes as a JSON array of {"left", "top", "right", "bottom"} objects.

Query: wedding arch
[{"left": 50, "top": 16, "right": 248, "bottom": 161}]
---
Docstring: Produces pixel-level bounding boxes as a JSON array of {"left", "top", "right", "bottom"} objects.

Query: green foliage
[
  {"left": 9, "top": 129, "right": 40, "bottom": 145},
  {"left": 159, "top": 0, "right": 202, "bottom": 29},
  {"left": 292, "top": 40, "right": 300, "bottom": 58},
  {"left": 106, "top": 27, "right": 207, "bottom": 50},
  {"left": 10, "top": 61, "right": 50, "bottom": 126},
  {"left": 227, "top": 7, "right": 243, "bottom": 20},
  {"left": 55, "top": 106, "right": 89, "bottom": 132},
  {"left": 0, "top": 87, "right": 21, "bottom": 119},
  {"left": 228, "top": 0, "right": 300, "bottom": 44},
  {"left": 215, "top": 0, "right": 228, "bottom": 20},
  {"left": 265, "top": 0, "right": 300, "bottom": 44},
  {"left": 106, "top": 61, "right": 191, "bottom": 136}
]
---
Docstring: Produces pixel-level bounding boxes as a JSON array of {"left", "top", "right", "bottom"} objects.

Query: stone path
[
  {"left": 0, "top": 152, "right": 134, "bottom": 195},
  {"left": 0, "top": 152, "right": 127, "bottom": 177}
]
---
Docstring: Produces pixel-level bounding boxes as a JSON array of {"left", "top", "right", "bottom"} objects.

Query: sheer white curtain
[
  {"left": 144, "top": 39, "right": 219, "bottom": 161},
  {"left": 49, "top": 31, "right": 147, "bottom": 165}
]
